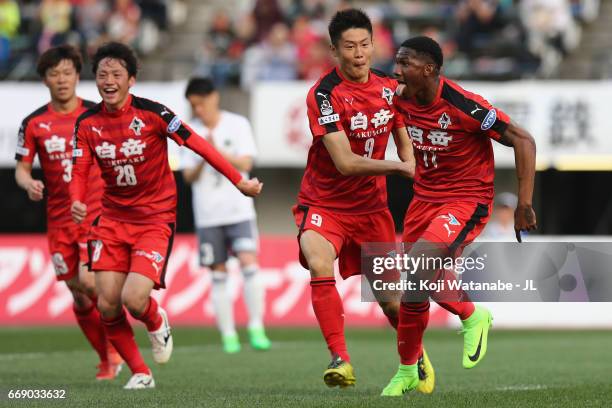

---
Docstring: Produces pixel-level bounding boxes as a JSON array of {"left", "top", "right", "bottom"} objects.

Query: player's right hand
[
  {"left": 395, "top": 161, "right": 415, "bottom": 179},
  {"left": 237, "top": 177, "right": 263, "bottom": 197},
  {"left": 26, "top": 179, "right": 45, "bottom": 201},
  {"left": 71, "top": 201, "right": 88, "bottom": 224}
]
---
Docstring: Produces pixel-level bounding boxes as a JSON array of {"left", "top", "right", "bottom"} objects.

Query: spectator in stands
[
  {"left": 38, "top": 0, "right": 73, "bottom": 54},
  {"left": 74, "top": 0, "right": 110, "bottom": 56},
  {"left": 0, "top": 0, "right": 20, "bottom": 67},
  {"left": 195, "top": 10, "right": 245, "bottom": 87},
  {"left": 241, "top": 22, "right": 297, "bottom": 89},
  {"left": 298, "top": 36, "right": 333, "bottom": 80},
  {"left": 455, "top": 0, "right": 506, "bottom": 57},
  {"left": 108, "top": 0, "right": 141, "bottom": 47},
  {"left": 368, "top": 8, "right": 395, "bottom": 73},
  {"left": 136, "top": 0, "right": 168, "bottom": 30},
  {"left": 520, "top": 0, "right": 581, "bottom": 75},
  {"left": 252, "top": 0, "right": 285, "bottom": 42}
]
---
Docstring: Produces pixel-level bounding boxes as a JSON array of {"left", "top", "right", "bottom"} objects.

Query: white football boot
[
  {"left": 123, "top": 373, "right": 155, "bottom": 389},
  {"left": 147, "top": 307, "right": 173, "bottom": 364}
]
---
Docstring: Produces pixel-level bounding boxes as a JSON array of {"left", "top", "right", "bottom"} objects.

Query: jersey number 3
[{"left": 114, "top": 164, "right": 138, "bottom": 186}]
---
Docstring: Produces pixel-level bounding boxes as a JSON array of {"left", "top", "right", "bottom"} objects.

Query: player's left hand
[
  {"left": 514, "top": 204, "right": 537, "bottom": 242},
  {"left": 71, "top": 201, "right": 88, "bottom": 224},
  {"left": 237, "top": 177, "right": 263, "bottom": 197}
]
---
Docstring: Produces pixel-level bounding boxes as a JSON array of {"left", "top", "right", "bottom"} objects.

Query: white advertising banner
[
  {"left": 0, "top": 81, "right": 190, "bottom": 168},
  {"left": 252, "top": 80, "right": 612, "bottom": 169},
  {"left": 2, "top": 80, "right": 612, "bottom": 170}
]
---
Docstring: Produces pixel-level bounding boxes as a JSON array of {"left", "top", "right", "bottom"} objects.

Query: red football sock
[
  {"left": 73, "top": 303, "right": 108, "bottom": 363},
  {"left": 310, "top": 277, "right": 350, "bottom": 362},
  {"left": 131, "top": 297, "right": 163, "bottom": 332},
  {"left": 101, "top": 312, "right": 149, "bottom": 375},
  {"left": 432, "top": 269, "right": 475, "bottom": 320},
  {"left": 437, "top": 301, "right": 475, "bottom": 320},
  {"left": 397, "top": 301, "right": 430, "bottom": 365}
]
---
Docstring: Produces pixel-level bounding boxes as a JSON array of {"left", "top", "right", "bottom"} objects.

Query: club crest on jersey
[
  {"left": 44, "top": 135, "right": 66, "bottom": 153},
  {"left": 129, "top": 116, "right": 146, "bottom": 136},
  {"left": 481, "top": 109, "right": 497, "bottom": 130},
  {"left": 382, "top": 87, "right": 394, "bottom": 105},
  {"left": 95, "top": 141, "right": 116, "bottom": 159},
  {"left": 438, "top": 112, "right": 451, "bottom": 129},
  {"left": 167, "top": 116, "right": 182, "bottom": 134},
  {"left": 120, "top": 138, "right": 147, "bottom": 157}
]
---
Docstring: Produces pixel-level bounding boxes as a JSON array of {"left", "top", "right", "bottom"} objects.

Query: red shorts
[
  {"left": 292, "top": 205, "right": 396, "bottom": 279},
  {"left": 47, "top": 224, "right": 90, "bottom": 281},
  {"left": 88, "top": 216, "right": 175, "bottom": 289},
  {"left": 403, "top": 199, "right": 492, "bottom": 255}
]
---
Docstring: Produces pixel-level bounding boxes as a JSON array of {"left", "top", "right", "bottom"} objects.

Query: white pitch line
[{"left": 496, "top": 385, "right": 548, "bottom": 391}]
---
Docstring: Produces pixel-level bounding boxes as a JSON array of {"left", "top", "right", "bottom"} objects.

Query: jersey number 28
[{"left": 114, "top": 164, "right": 137, "bottom": 186}]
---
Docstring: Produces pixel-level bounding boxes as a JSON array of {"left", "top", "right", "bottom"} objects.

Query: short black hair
[
  {"left": 36, "top": 45, "right": 83, "bottom": 77},
  {"left": 92, "top": 42, "right": 139, "bottom": 77},
  {"left": 400, "top": 36, "right": 443, "bottom": 69},
  {"left": 328, "top": 9, "right": 372, "bottom": 46},
  {"left": 185, "top": 77, "right": 216, "bottom": 98}
]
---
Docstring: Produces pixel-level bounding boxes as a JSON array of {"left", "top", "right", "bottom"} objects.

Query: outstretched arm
[
  {"left": 184, "top": 134, "right": 262, "bottom": 197},
  {"left": 498, "top": 120, "right": 537, "bottom": 238}
]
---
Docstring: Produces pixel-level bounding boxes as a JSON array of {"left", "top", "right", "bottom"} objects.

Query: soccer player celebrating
[
  {"left": 181, "top": 77, "right": 270, "bottom": 353},
  {"left": 381, "top": 36, "right": 537, "bottom": 396},
  {"left": 294, "top": 9, "right": 434, "bottom": 390},
  {"left": 70, "top": 42, "right": 262, "bottom": 389},
  {"left": 14, "top": 45, "right": 122, "bottom": 381}
]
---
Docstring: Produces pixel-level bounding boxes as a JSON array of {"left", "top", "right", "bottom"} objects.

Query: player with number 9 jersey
[{"left": 295, "top": 66, "right": 404, "bottom": 279}]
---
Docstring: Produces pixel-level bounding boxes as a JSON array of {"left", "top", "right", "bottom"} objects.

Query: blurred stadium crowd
[
  {"left": 0, "top": 0, "right": 603, "bottom": 83},
  {"left": 0, "top": 0, "right": 187, "bottom": 78}
]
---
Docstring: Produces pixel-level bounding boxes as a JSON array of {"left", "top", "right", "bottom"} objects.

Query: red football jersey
[
  {"left": 394, "top": 76, "right": 510, "bottom": 203},
  {"left": 15, "top": 99, "right": 103, "bottom": 228},
  {"left": 71, "top": 94, "right": 242, "bottom": 224},
  {"left": 298, "top": 68, "right": 404, "bottom": 214}
]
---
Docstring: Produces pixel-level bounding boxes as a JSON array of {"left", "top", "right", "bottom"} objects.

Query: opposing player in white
[{"left": 181, "top": 77, "right": 270, "bottom": 353}]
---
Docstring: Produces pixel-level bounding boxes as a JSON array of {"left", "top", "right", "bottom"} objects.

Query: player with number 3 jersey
[{"left": 14, "top": 45, "right": 122, "bottom": 381}]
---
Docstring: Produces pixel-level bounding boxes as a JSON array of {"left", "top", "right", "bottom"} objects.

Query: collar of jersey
[
  {"left": 335, "top": 67, "right": 372, "bottom": 88},
  {"left": 102, "top": 94, "right": 133, "bottom": 117}
]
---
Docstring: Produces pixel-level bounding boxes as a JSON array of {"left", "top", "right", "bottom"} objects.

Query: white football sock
[
  {"left": 242, "top": 264, "right": 265, "bottom": 330},
  {"left": 210, "top": 271, "right": 236, "bottom": 337}
]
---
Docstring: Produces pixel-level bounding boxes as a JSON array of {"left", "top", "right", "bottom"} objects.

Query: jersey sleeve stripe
[
  {"left": 131, "top": 96, "right": 192, "bottom": 141},
  {"left": 15, "top": 104, "right": 48, "bottom": 161},
  {"left": 314, "top": 69, "right": 343, "bottom": 133},
  {"left": 72, "top": 105, "right": 101, "bottom": 164},
  {"left": 441, "top": 82, "right": 508, "bottom": 136}
]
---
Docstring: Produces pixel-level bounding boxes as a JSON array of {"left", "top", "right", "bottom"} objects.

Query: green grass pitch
[{"left": 1, "top": 326, "right": 611, "bottom": 407}]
